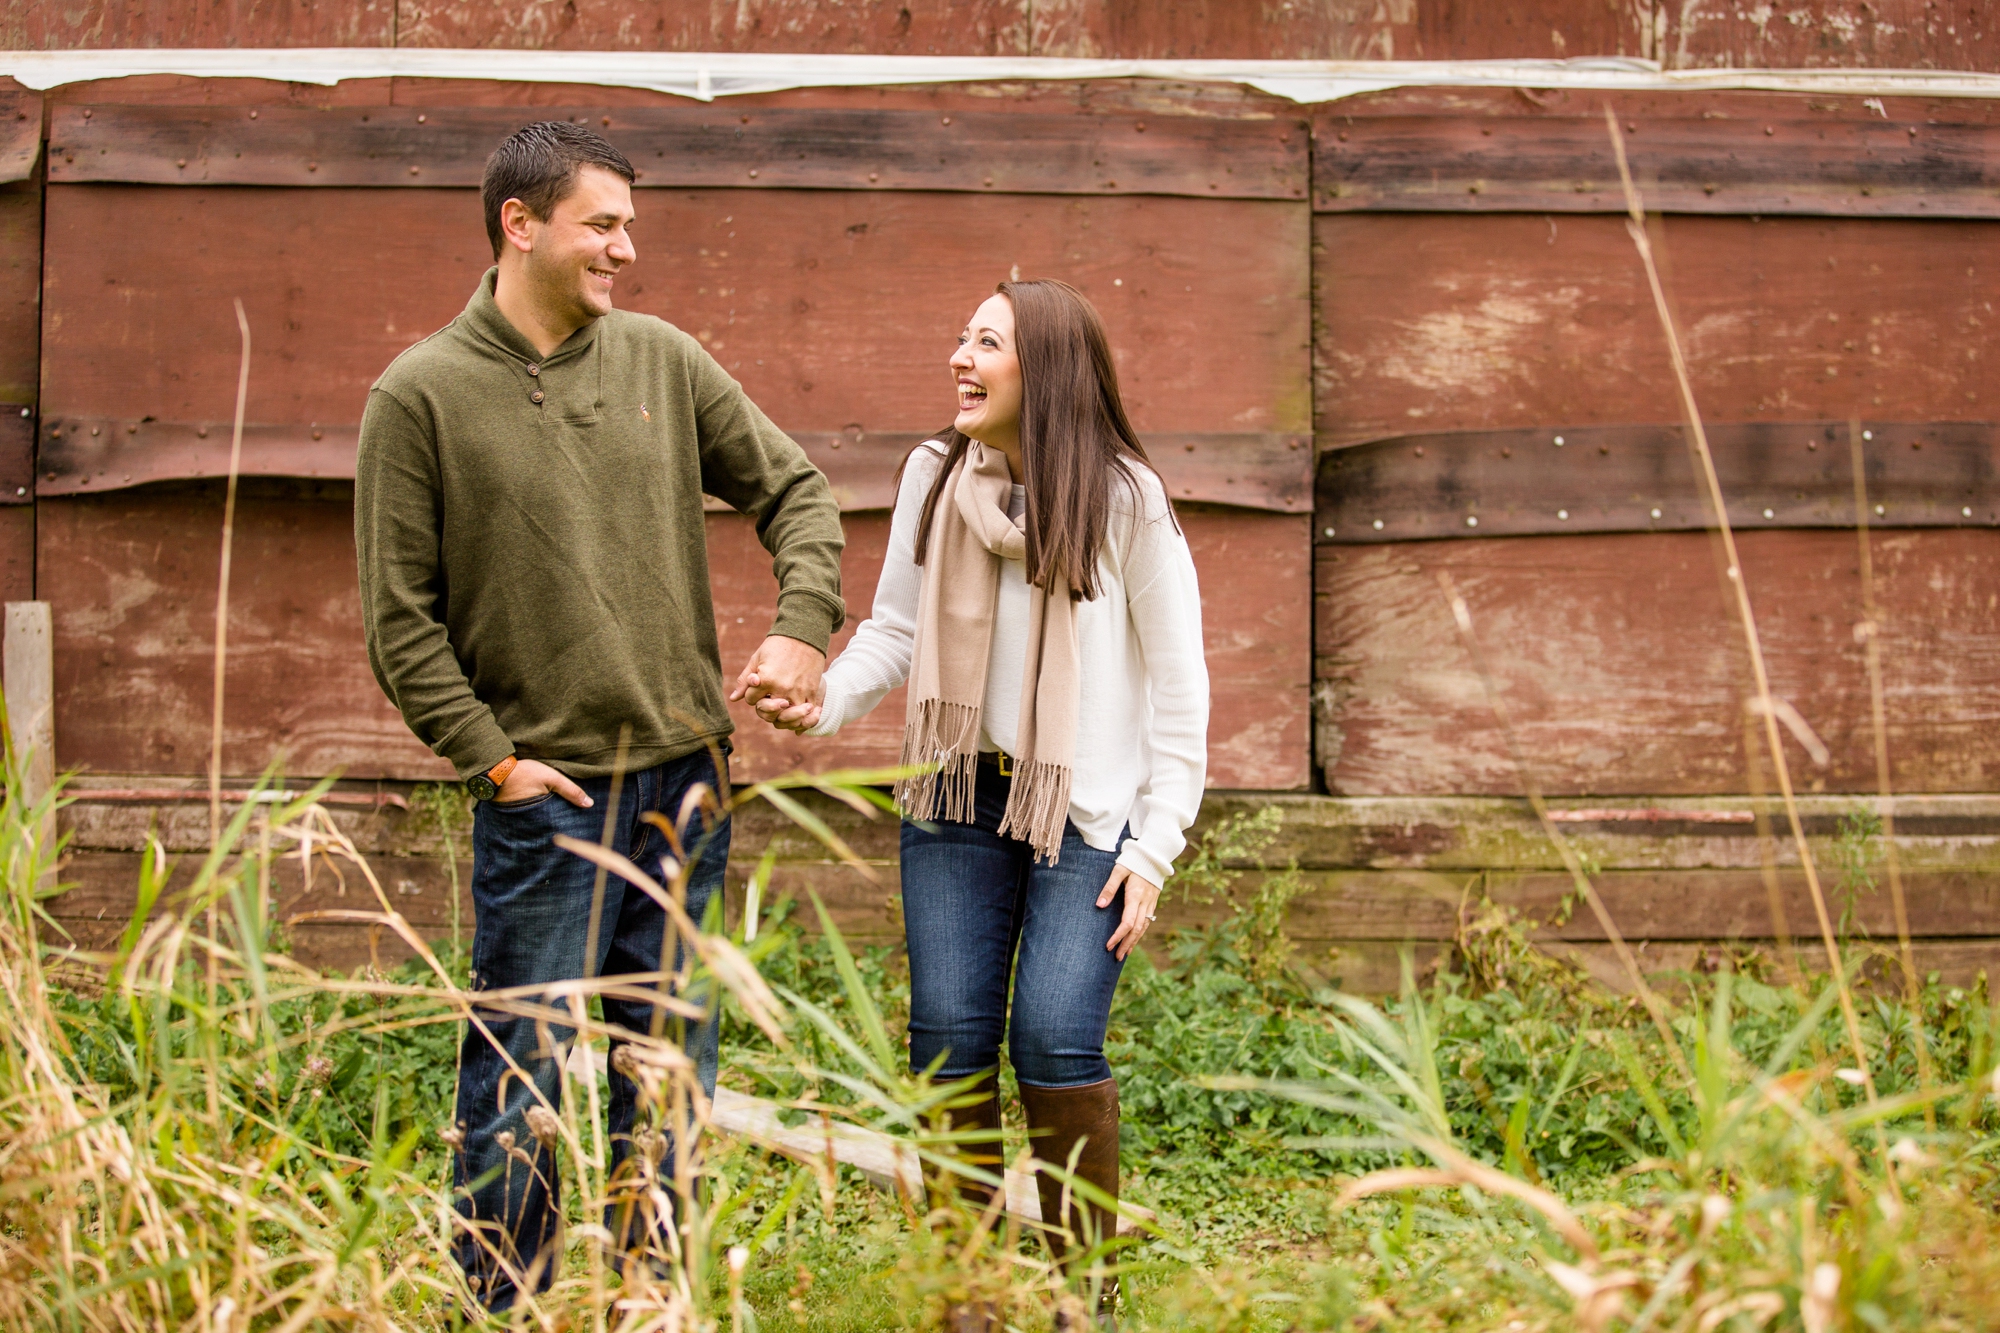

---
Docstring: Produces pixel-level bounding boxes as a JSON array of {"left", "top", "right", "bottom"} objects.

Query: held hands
[
  {"left": 496, "top": 757, "right": 594, "bottom": 807},
  {"left": 729, "top": 634, "right": 826, "bottom": 734},
  {"left": 1100, "top": 864, "right": 1162, "bottom": 961}
]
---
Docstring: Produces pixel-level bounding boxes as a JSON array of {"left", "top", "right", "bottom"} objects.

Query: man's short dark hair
[{"left": 481, "top": 121, "right": 636, "bottom": 259}]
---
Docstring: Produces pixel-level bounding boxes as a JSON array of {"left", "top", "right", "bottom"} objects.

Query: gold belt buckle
[{"left": 996, "top": 750, "right": 1013, "bottom": 777}]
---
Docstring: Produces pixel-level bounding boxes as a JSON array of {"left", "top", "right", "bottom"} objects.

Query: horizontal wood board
[
  {"left": 1313, "top": 212, "right": 2000, "bottom": 447},
  {"left": 1315, "top": 420, "right": 2000, "bottom": 541},
  {"left": 38, "top": 419, "right": 1311, "bottom": 512},
  {"left": 47, "top": 104, "right": 1308, "bottom": 199},
  {"left": 51, "top": 846, "right": 2000, "bottom": 988},
  {"left": 1316, "top": 528, "right": 2000, "bottom": 796},
  {"left": 51, "top": 788, "right": 2000, "bottom": 982},
  {"left": 1314, "top": 114, "right": 2000, "bottom": 218},
  {"left": 61, "top": 784, "right": 2000, "bottom": 875},
  {"left": 40, "top": 184, "right": 1309, "bottom": 445},
  {"left": 12, "top": 1, "right": 1994, "bottom": 68},
  {"left": 43, "top": 487, "right": 1309, "bottom": 789}
]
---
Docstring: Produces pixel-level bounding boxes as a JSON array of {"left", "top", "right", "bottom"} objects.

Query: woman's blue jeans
[
  {"left": 900, "top": 760, "right": 1129, "bottom": 1089},
  {"left": 451, "top": 746, "right": 728, "bottom": 1311}
]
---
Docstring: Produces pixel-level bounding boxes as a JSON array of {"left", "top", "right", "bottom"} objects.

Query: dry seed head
[
  {"left": 525, "top": 1106, "right": 561, "bottom": 1149},
  {"left": 439, "top": 1125, "right": 465, "bottom": 1148},
  {"left": 300, "top": 1055, "right": 334, "bottom": 1090},
  {"left": 495, "top": 1130, "right": 515, "bottom": 1151}
]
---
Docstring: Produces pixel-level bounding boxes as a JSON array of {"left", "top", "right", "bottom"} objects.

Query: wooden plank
[
  {"left": 1324, "top": 87, "right": 2000, "bottom": 127},
  {"left": 1032, "top": 0, "right": 1413, "bottom": 60},
  {"left": 5, "top": 601, "right": 54, "bottom": 883},
  {"left": 1313, "top": 212, "right": 2000, "bottom": 447},
  {"left": 0, "top": 506, "right": 32, "bottom": 604},
  {"left": 0, "top": 179, "right": 41, "bottom": 408},
  {"left": 37, "top": 419, "right": 1311, "bottom": 513},
  {"left": 40, "top": 483, "right": 452, "bottom": 781},
  {"left": 42, "top": 185, "right": 1308, "bottom": 445},
  {"left": 394, "top": 0, "right": 1031, "bottom": 53},
  {"left": 1539, "top": 939, "right": 2000, "bottom": 995},
  {"left": 1230, "top": 869, "right": 2000, "bottom": 942},
  {"left": 1411, "top": 1, "right": 1648, "bottom": 60},
  {"left": 715, "top": 508, "right": 1313, "bottom": 790},
  {"left": 0, "top": 85, "right": 39, "bottom": 184},
  {"left": 40, "top": 491, "right": 1306, "bottom": 789},
  {"left": 3, "top": 2, "right": 394, "bottom": 48},
  {"left": 48, "top": 104, "right": 1308, "bottom": 201},
  {"left": 1190, "top": 792, "right": 2000, "bottom": 875},
  {"left": 49, "top": 850, "right": 470, "bottom": 974},
  {"left": 1314, "top": 114, "right": 2000, "bottom": 218},
  {"left": 1663, "top": 2, "right": 2000, "bottom": 73},
  {"left": 0, "top": 412, "right": 30, "bottom": 502},
  {"left": 1315, "top": 528, "right": 2000, "bottom": 796},
  {"left": 1316, "top": 420, "right": 2000, "bottom": 543}
]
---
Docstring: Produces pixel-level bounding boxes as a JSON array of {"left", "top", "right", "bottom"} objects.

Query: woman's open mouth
[{"left": 957, "top": 380, "right": 987, "bottom": 411}]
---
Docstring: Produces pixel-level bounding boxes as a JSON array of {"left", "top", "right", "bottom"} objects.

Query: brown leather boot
[{"left": 1019, "top": 1078, "right": 1121, "bottom": 1327}]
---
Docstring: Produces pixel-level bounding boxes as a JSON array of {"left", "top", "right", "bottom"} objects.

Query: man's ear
[{"left": 499, "top": 198, "right": 539, "bottom": 255}]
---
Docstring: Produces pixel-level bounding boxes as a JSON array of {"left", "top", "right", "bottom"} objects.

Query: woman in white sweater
[{"left": 752, "top": 279, "right": 1208, "bottom": 1326}]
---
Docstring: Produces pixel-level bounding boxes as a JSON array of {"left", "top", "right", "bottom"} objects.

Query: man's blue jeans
[
  {"left": 900, "top": 761, "right": 1128, "bottom": 1089},
  {"left": 451, "top": 746, "right": 728, "bottom": 1310}
]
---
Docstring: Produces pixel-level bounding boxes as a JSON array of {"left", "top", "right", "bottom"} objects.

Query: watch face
[{"left": 467, "top": 774, "right": 498, "bottom": 801}]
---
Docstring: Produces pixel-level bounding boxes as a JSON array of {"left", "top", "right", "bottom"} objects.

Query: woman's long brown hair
[{"left": 911, "top": 278, "right": 1170, "bottom": 602}]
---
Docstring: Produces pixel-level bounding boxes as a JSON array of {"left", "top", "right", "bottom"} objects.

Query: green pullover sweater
[{"left": 356, "top": 269, "right": 845, "bottom": 781}]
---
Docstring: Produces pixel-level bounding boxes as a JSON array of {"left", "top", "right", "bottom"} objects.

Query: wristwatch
[{"left": 466, "top": 754, "right": 519, "bottom": 802}]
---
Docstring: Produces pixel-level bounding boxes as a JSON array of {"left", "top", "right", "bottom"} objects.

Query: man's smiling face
[{"left": 516, "top": 164, "right": 637, "bottom": 325}]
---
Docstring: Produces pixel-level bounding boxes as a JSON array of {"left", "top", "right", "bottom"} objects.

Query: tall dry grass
[{"left": 0, "top": 746, "right": 1107, "bottom": 1331}]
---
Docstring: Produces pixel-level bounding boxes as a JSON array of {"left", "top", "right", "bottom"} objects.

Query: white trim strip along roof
[{"left": 2, "top": 49, "right": 1998, "bottom": 104}]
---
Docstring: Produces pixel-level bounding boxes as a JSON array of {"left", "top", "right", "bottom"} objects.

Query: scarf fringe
[
  {"left": 894, "top": 699, "right": 982, "bottom": 826},
  {"left": 996, "top": 758, "right": 1073, "bottom": 866}
]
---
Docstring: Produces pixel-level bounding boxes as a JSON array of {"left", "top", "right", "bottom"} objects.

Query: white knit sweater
[{"left": 806, "top": 443, "right": 1209, "bottom": 886}]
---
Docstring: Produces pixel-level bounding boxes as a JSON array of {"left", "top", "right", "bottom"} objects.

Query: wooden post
[{"left": 4, "top": 602, "right": 56, "bottom": 877}]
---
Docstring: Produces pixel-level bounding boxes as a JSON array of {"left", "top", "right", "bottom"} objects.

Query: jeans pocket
[{"left": 490, "top": 791, "right": 557, "bottom": 814}]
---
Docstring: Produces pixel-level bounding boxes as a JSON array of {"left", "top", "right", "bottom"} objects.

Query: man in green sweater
[{"left": 355, "top": 121, "right": 844, "bottom": 1309}]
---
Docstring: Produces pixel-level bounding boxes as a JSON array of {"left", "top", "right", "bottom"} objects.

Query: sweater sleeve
[
  {"left": 804, "top": 447, "right": 943, "bottom": 736},
  {"left": 354, "top": 387, "right": 514, "bottom": 780},
  {"left": 1113, "top": 482, "right": 1210, "bottom": 888},
  {"left": 689, "top": 344, "right": 846, "bottom": 652}
]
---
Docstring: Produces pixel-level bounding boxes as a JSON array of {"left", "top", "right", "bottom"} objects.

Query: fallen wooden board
[{"left": 708, "top": 1086, "right": 1152, "bottom": 1234}]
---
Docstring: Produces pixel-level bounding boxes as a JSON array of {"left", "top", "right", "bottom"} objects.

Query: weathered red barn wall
[
  {"left": 8, "top": 1, "right": 1995, "bottom": 67},
  {"left": 12, "top": 20, "right": 2000, "bottom": 977},
  {"left": 35, "top": 91, "right": 1314, "bottom": 790},
  {"left": 1309, "top": 88, "right": 2000, "bottom": 799}
]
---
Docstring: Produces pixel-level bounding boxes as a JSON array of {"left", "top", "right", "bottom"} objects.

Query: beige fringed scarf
[{"left": 894, "top": 441, "right": 1080, "bottom": 863}]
